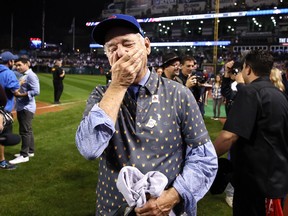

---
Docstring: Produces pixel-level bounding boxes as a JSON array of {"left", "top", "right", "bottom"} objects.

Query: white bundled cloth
[{"left": 116, "top": 166, "right": 169, "bottom": 210}]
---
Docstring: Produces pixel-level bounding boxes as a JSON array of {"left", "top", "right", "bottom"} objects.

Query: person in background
[
  {"left": 214, "top": 50, "right": 288, "bottom": 215},
  {"left": 0, "top": 51, "right": 21, "bottom": 170},
  {"left": 202, "top": 69, "right": 212, "bottom": 106},
  {"left": 177, "top": 55, "right": 198, "bottom": 90},
  {"left": 0, "top": 85, "right": 8, "bottom": 133},
  {"left": 75, "top": 14, "right": 218, "bottom": 215},
  {"left": 270, "top": 67, "right": 287, "bottom": 214},
  {"left": 51, "top": 59, "right": 65, "bottom": 104},
  {"left": 176, "top": 55, "right": 206, "bottom": 114},
  {"left": 155, "top": 66, "right": 163, "bottom": 76},
  {"left": 9, "top": 57, "right": 40, "bottom": 164},
  {"left": 220, "top": 59, "right": 245, "bottom": 208},
  {"left": 105, "top": 69, "right": 112, "bottom": 84},
  {"left": 211, "top": 74, "right": 222, "bottom": 120},
  {"left": 270, "top": 67, "right": 285, "bottom": 92},
  {"left": 161, "top": 52, "right": 182, "bottom": 82},
  {"left": 282, "top": 62, "right": 288, "bottom": 95},
  {"left": 221, "top": 60, "right": 245, "bottom": 116},
  {"left": 191, "top": 61, "right": 207, "bottom": 117}
]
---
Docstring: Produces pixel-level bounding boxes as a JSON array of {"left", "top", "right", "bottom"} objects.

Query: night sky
[{"left": 1, "top": 0, "right": 108, "bottom": 50}]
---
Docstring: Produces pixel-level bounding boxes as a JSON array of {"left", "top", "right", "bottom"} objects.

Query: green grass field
[{"left": 1, "top": 73, "right": 232, "bottom": 216}]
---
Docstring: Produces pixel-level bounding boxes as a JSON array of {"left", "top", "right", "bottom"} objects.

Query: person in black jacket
[
  {"left": 51, "top": 59, "right": 65, "bottom": 104},
  {"left": 214, "top": 50, "right": 288, "bottom": 215}
]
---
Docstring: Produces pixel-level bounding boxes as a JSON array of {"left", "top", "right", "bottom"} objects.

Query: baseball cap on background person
[
  {"left": 161, "top": 52, "right": 181, "bottom": 68},
  {"left": 0, "top": 51, "right": 19, "bottom": 63},
  {"left": 92, "top": 14, "right": 145, "bottom": 45}
]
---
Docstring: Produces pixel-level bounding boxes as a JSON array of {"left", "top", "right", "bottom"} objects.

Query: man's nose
[{"left": 115, "top": 45, "right": 129, "bottom": 58}]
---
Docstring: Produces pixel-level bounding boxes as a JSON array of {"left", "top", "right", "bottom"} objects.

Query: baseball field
[{"left": 1, "top": 73, "right": 231, "bottom": 216}]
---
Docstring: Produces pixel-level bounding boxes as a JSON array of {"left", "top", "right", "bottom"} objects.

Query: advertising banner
[
  {"left": 179, "top": 0, "right": 202, "bottom": 2},
  {"left": 245, "top": 0, "right": 278, "bottom": 7},
  {"left": 126, "top": 0, "right": 151, "bottom": 9},
  {"left": 153, "top": 0, "right": 177, "bottom": 6},
  {"left": 211, "top": 0, "right": 237, "bottom": 10},
  {"left": 178, "top": 1, "right": 206, "bottom": 14}
]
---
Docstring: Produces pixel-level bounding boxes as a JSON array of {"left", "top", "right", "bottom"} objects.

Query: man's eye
[
  {"left": 124, "top": 43, "right": 135, "bottom": 47},
  {"left": 108, "top": 47, "right": 117, "bottom": 53}
]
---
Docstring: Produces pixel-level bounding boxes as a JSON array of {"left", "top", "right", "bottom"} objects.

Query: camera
[
  {"left": 231, "top": 61, "right": 243, "bottom": 75},
  {"left": 192, "top": 70, "right": 206, "bottom": 84},
  {"left": 196, "top": 75, "right": 206, "bottom": 83}
]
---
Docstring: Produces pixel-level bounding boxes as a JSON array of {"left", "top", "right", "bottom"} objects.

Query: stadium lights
[
  {"left": 86, "top": 8, "right": 288, "bottom": 27},
  {"left": 89, "top": 41, "right": 231, "bottom": 48}
]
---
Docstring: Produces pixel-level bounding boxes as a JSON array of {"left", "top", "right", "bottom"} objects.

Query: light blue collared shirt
[{"left": 15, "top": 69, "right": 40, "bottom": 113}]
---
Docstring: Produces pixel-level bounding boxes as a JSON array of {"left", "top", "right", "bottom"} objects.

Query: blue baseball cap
[
  {"left": 92, "top": 14, "right": 145, "bottom": 45},
  {"left": 0, "top": 51, "right": 18, "bottom": 62}
]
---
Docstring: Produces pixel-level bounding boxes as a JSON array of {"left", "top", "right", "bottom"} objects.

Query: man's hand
[
  {"left": 224, "top": 60, "right": 234, "bottom": 78},
  {"left": 134, "top": 187, "right": 180, "bottom": 216},
  {"left": 19, "top": 79, "right": 26, "bottom": 86},
  {"left": 110, "top": 48, "right": 144, "bottom": 88},
  {"left": 186, "top": 75, "right": 197, "bottom": 88},
  {"left": 235, "top": 72, "right": 245, "bottom": 84}
]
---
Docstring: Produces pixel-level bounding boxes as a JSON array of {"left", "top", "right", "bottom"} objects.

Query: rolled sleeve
[
  {"left": 75, "top": 104, "right": 115, "bottom": 160},
  {"left": 173, "top": 141, "right": 218, "bottom": 216}
]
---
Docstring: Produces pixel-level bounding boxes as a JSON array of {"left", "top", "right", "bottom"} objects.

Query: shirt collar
[
  {"left": 138, "top": 69, "right": 150, "bottom": 86},
  {"left": 23, "top": 69, "right": 31, "bottom": 75}
]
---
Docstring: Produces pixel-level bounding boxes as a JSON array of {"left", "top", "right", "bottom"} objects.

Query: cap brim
[
  {"left": 92, "top": 19, "right": 141, "bottom": 45},
  {"left": 161, "top": 56, "right": 181, "bottom": 67},
  {"left": 12, "top": 55, "right": 19, "bottom": 60}
]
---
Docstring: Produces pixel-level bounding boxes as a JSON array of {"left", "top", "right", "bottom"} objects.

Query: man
[
  {"left": 75, "top": 14, "right": 217, "bottom": 215},
  {"left": 177, "top": 56, "right": 200, "bottom": 96},
  {"left": 0, "top": 51, "right": 20, "bottom": 170},
  {"left": 161, "top": 52, "right": 182, "bottom": 82},
  {"left": 177, "top": 55, "right": 206, "bottom": 117},
  {"left": 155, "top": 66, "right": 163, "bottom": 76},
  {"left": 51, "top": 59, "right": 65, "bottom": 104},
  {"left": 9, "top": 57, "right": 40, "bottom": 164},
  {"left": 214, "top": 50, "right": 288, "bottom": 215}
]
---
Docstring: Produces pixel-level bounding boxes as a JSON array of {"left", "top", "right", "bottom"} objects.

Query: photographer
[
  {"left": 218, "top": 60, "right": 245, "bottom": 207},
  {"left": 178, "top": 56, "right": 207, "bottom": 116},
  {"left": 221, "top": 60, "right": 245, "bottom": 115}
]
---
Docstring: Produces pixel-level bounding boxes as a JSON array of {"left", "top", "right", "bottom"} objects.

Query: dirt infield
[
  {"left": 11, "top": 101, "right": 63, "bottom": 117},
  {"left": 34, "top": 101, "right": 63, "bottom": 115}
]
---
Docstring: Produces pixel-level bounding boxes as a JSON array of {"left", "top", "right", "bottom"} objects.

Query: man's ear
[
  {"left": 247, "top": 66, "right": 252, "bottom": 76},
  {"left": 144, "top": 37, "right": 151, "bottom": 55}
]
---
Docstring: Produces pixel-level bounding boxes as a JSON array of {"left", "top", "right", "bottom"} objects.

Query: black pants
[
  {"left": 53, "top": 80, "right": 63, "bottom": 103},
  {"left": 233, "top": 185, "right": 266, "bottom": 216}
]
